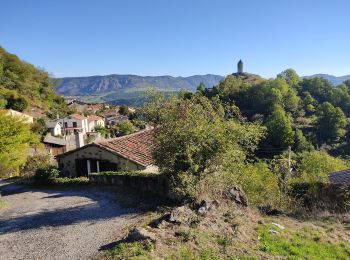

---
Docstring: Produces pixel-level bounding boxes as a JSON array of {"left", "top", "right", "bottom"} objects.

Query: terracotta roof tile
[
  {"left": 70, "top": 114, "right": 87, "bottom": 120},
  {"left": 328, "top": 169, "right": 350, "bottom": 185},
  {"left": 87, "top": 115, "right": 103, "bottom": 121},
  {"left": 97, "top": 129, "right": 155, "bottom": 167}
]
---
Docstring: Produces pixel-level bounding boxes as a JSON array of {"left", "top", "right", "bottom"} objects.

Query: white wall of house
[
  {"left": 87, "top": 119, "right": 105, "bottom": 132},
  {"left": 50, "top": 123, "right": 62, "bottom": 136},
  {"left": 59, "top": 116, "right": 89, "bottom": 133}
]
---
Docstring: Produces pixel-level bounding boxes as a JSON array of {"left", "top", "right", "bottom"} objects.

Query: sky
[{"left": 1, "top": 0, "right": 350, "bottom": 78}]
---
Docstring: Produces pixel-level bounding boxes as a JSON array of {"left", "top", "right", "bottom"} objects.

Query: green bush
[
  {"left": 91, "top": 171, "right": 158, "bottom": 177},
  {"left": 51, "top": 177, "right": 89, "bottom": 186},
  {"left": 296, "top": 151, "right": 349, "bottom": 183},
  {"left": 34, "top": 165, "right": 60, "bottom": 185},
  {"left": 236, "top": 162, "right": 281, "bottom": 207}
]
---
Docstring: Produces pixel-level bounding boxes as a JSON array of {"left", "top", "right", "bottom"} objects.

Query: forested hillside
[
  {"left": 198, "top": 69, "right": 350, "bottom": 155},
  {"left": 0, "top": 47, "right": 70, "bottom": 117}
]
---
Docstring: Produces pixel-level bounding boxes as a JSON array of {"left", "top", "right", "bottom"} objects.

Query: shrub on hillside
[
  {"left": 295, "top": 151, "right": 349, "bottom": 183},
  {"left": 288, "top": 182, "right": 350, "bottom": 211},
  {"left": 151, "top": 95, "right": 265, "bottom": 201},
  {"left": 21, "top": 154, "right": 51, "bottom": 177}
]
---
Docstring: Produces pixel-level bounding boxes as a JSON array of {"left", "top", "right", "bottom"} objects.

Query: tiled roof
[
  {"left": 97, "top": 129, "right": 155, "bottom": 167},
  {"left": 87, "top": 115, "right": 103, "bottom": 121},
  {"left": 328, "top": 169, "right": 350, "bottom": 185},
  {"left": 70, "top": 114, "right": 87, "bottom": 120},
  {"left": 46, "top": 121, "right": 60, "bottom": 128}
]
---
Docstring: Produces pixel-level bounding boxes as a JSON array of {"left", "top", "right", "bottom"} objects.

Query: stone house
[{"left": 57, "top": 129, "right": 157, "bottom": 177}]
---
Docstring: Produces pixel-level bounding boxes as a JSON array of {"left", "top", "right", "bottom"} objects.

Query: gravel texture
[{"left": 0, "top": 180, "right": 144, "bottom": 260}]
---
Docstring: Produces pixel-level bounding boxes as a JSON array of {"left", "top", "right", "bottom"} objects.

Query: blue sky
[{"left": 1, "top": 0, "right": 350, "bottom": 78}]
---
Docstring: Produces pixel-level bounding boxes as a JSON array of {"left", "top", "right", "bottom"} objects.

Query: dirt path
[{"left": 0, "top": 180, "right": 147, "bottom": 260}]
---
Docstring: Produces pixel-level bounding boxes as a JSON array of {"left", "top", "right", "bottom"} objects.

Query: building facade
[{"left": 57, "top": 130, "right": 156, "bottom": 177}]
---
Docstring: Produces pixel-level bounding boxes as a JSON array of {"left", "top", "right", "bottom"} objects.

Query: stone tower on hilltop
[{"left": 237, "top": 59, "right": 243, "bottom": 74}]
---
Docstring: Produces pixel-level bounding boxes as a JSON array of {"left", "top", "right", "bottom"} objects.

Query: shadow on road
[{"left": 0, "top": 180, "right": 164, "bottom": 235}]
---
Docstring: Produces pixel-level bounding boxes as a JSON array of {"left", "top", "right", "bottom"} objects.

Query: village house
[
  {"left": 87, "top": 115, "right": 105, "bottom": 130},
  {"left": 105, "top": 114, "right": 129, "bottom": 126},
  {"left": 46, "top": 121, "right": 62, "bottom": 136},
  {"left": 57, "top": 129, "right": 157, "bottom": 177},
  {"left": 1, "top": 109, "right": 34, "bottom": 124},
  {"left": 58, "top": 114, "right": 89, "bottom": 135}
]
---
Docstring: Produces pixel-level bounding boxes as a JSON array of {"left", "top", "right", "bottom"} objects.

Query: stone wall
[{"left": 89, "top": 173, "right": 169, "bottom": 196}]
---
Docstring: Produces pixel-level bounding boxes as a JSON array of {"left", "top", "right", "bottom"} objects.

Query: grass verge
[{"left": 259, "top": 224, "right": 350, "bottom": 259}]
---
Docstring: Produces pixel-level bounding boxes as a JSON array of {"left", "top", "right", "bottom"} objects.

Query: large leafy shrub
[
  {"left": 34, "top": 165, "right": 60, "bottom": 185},
  {"left": 152, "top": 95, "right": 265, "bottom": 200}
]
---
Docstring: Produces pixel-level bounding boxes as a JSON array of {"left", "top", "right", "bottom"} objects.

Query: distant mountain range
[
  {"left": 54, "top": 72, "right": 350, "bottom": 106},
  {"left": 303, "top": 74, "right": 350, "bottom": 85},
  {"left": 54, "top": 74, "right": 224, "bottom": 105}
]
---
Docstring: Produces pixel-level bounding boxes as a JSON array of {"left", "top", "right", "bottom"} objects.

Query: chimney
[{"left": 75, "top": 132, "right": 85, "bottom": 148}]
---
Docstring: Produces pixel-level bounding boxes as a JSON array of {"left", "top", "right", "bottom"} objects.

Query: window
[{"left": 73, "top": 122, "right": 77, "bottom": 128}]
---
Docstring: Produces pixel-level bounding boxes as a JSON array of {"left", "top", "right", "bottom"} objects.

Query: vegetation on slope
[{"left": 0, "top": 47, "right": 70, "bottom": 117}]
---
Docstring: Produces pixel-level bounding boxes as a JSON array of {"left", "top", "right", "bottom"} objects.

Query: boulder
[
  {"left": 197, "top": 200, "right": 214, "bottom": 216},
  {"left": 126, "top": 228, "right": 156, "bottom": 242},
  {"left": 169, "top": 206, "right": 197, "bottom": 225},
  {"left": 226, "top": 187, "right": 248, "bottom": 206}
]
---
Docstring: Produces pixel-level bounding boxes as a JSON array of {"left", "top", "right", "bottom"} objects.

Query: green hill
[{"left": 0, "top": 47, "right": 69, "bottom": 117}]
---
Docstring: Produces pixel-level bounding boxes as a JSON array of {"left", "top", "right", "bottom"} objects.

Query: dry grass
[{"left": 99, "top": 199, "right": 350, "bottom": 259}]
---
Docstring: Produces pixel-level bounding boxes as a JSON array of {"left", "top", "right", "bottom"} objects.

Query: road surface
[{"left": 0, "top": 180, "right": 148, "bottom": 260}]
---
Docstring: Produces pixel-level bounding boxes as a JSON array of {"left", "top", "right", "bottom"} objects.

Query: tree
[
  {"left": 277, "top": 69, "right": 301, "bottom": 90},
  {"left": 264, "top": 107, "right": 295, "bottom": 148},
  {"left": 315, "top": 102, "right": 347, "bottom": 143},
  {"left": 115, "top": 121, "right": 135, "bottom": 136},
  {"left": 196, "top": 82, "right": 206, "bottom": 93},
  {"left": 119, "top": 105, "right": 129, "bottom": 116},
  {"left": 301, "top": 77, "right": 333, "bottom": 103},
  {"left": 152, "top": 95, "right": 265, "bottom": 199},
  {"left": 0, "top": 111, "right": 38, "bottom": 177},
  {"left": 331, "top": 84, "right": 350, "bottom": 115},
  {"left": 297, "top": 151, "right": 348, "bottom": 183}
]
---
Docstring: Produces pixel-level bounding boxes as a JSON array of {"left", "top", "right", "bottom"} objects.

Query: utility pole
[{"left": 288, "top": 146, "right": 292, "bottom": 173}]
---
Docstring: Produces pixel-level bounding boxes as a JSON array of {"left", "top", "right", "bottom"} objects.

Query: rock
[
  {"left": 197, "top": 200, "right": 212, "bottom": 216},
  {"left": 198, "top": 206, "right": 207, "bottom": 216},
  {"left": 258, "top": 205, "right": 283, "bottom": 216},
  {"left": 169, "top": 206, "right": 197, "bottom": 225},
  {"left": 271, "top": 222, "right": 285, "bottom": 230},
  {"left": 149, "top": 213, "right": 171, "bottom": 228},
  {"left": 226, "top": 187, "right": 248, "bottom": 206},
  {"left": 126, "top": 228, "right": 156, "bottom": 242},
  {"left": 269, "top": 229, "right": 279, "bottom": 235}
]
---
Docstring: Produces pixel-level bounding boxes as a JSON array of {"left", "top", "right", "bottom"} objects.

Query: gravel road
[{"left": 0, "top": 180, "right": 147, "bottom": 260}]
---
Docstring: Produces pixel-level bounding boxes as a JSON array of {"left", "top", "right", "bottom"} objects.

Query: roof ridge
[{"left": 97, "top": 129, "right": 154, "bottom": 145}]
